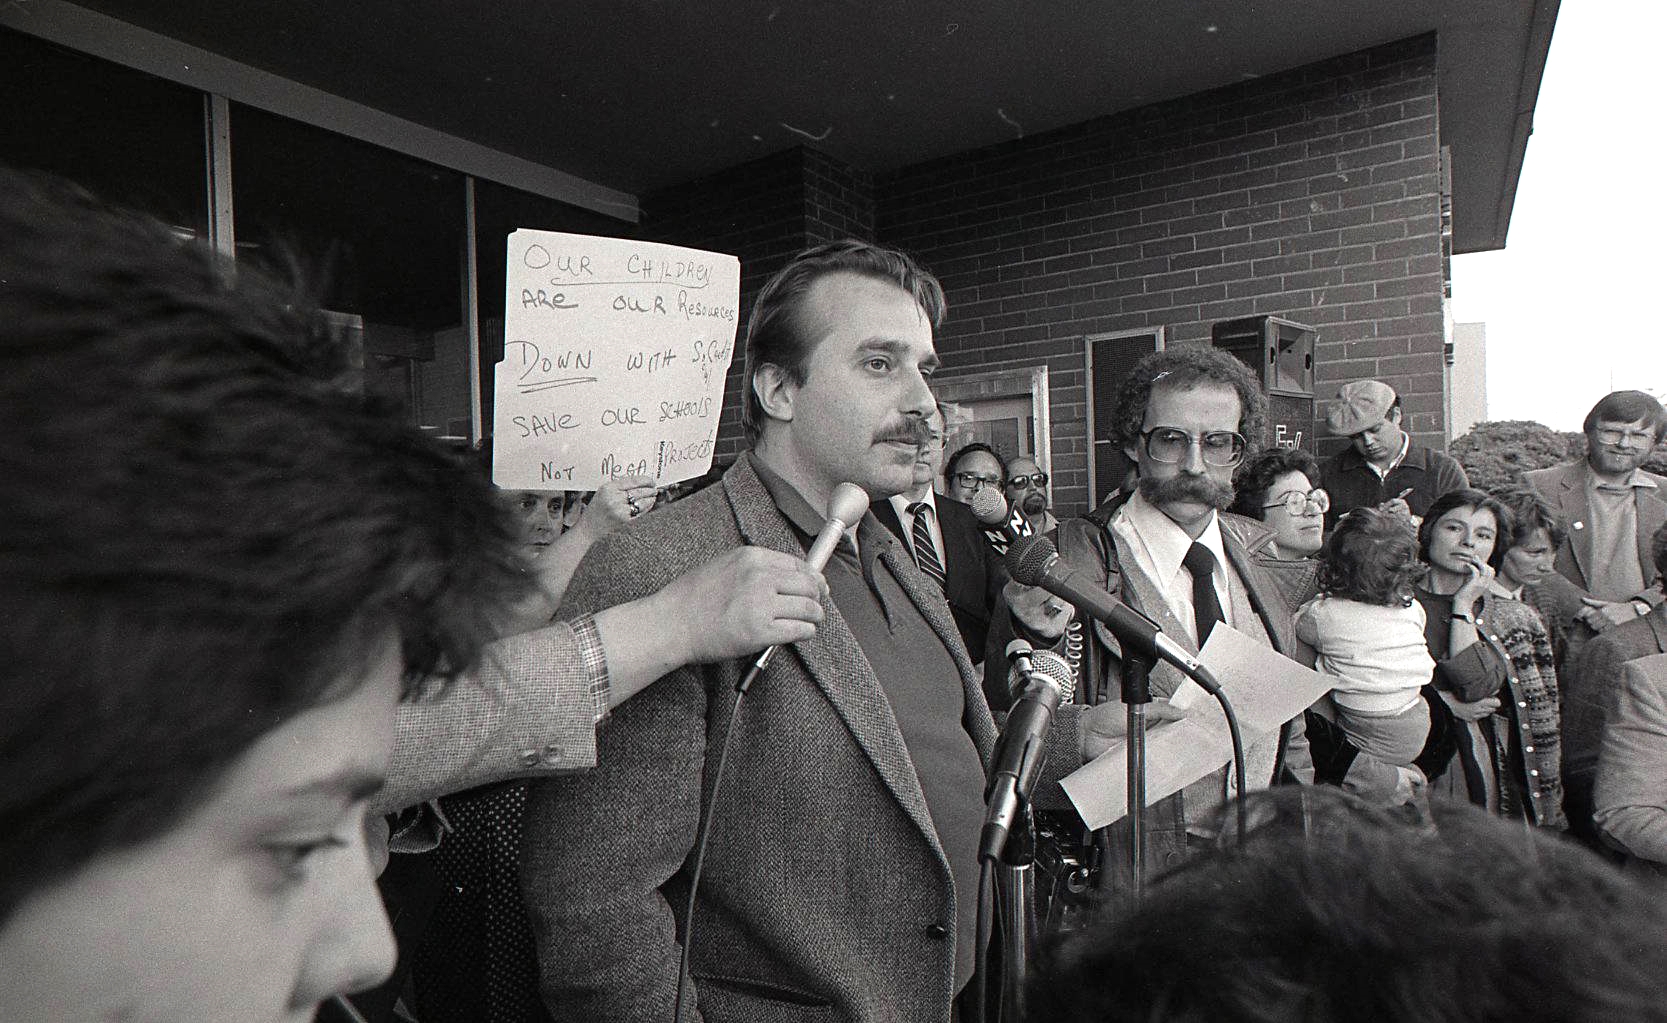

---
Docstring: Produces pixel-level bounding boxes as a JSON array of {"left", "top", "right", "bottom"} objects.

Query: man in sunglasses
[
  {"left": 1319, "top": 378, "right": 1468, "bottom": 529},
  {"left": 1004, "top": 456, "right": 1059, "bottom": 537},
  {"left": 1011, "top": 346, "right": 1315, "bottom": 889}
]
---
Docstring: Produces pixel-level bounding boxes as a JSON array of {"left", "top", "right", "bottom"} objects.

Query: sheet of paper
[
  {"left": 1059, "top": 626, "right": 1336, "bottom": 830},
  {"left": 491, "top": 230, "right": 741, "bottom": 491}
]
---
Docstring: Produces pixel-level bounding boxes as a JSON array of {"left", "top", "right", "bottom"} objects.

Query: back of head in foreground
[
  {"left": 0, "top": 170, "right": 533, "bottom": 1020},
  {"left": 1028, "top": 786, "right": 1667, "bottom": 1023}
]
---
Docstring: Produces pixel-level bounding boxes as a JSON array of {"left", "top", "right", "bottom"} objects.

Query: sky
[{"left": 1449, "top": 2, "right": 1667, "bottom": 431}]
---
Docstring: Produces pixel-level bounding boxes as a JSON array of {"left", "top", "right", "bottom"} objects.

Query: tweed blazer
[
  {"left": 1594, "top": 652, "right": 1667, "bottom": 872},
  {"left": 519, "top": 454, "right": 1068, "bottom": 1023},
  {"left": 871, "top": 493, "right": 1006, "bottom": 663},
  {"left": 1524, "top": 460, "right": 1667, "bottom": 607},
  {"left": 1561, "top": 606, "right": 1667, "bottom": 833}
]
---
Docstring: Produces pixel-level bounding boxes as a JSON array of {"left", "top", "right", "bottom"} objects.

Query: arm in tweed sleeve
[
  {"left": 374, "top": 615, "right": 606, "bottom": 816},
  {"left": 519, "top": 527, "right": 714, "bottom": 1023},
  {"left": 1594, "top": 655, "right": 1667, "bottom": 865}
]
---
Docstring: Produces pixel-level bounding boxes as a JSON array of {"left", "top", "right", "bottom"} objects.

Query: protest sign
[{"left": 492, "top": 230, "right": 740, "bottom": 491}]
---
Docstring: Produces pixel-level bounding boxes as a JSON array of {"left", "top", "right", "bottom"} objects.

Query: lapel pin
[{"left": 1572, "top": 521, "right": 1584, "bottom": 530}]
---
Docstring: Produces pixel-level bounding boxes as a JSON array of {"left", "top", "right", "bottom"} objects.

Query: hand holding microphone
[{"left": 736, "top": 482, "right": 870, "bottom": 690}]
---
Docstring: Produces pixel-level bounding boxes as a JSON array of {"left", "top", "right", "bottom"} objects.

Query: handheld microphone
[
  {"left": 738, "top": 482, "right": 870, "bottom": 691},
  {"left": 1005, "top": 535, "right": 1218, "bottom": 692},
  {"left": 970, "top": 488, "right": 1034, "bottom": 554},
  {"left": 980, "top": 643, "right": 1076, "bottom": 862}
]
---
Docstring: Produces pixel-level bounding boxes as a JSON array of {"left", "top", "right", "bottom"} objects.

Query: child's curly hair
[{"left": 1318, "top": 506, "right": 1424, "bottom": 607}]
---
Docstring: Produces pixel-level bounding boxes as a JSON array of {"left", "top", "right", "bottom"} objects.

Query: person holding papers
[{"left": 1048, "top": 347, "right": 1315, "bottom": 877}]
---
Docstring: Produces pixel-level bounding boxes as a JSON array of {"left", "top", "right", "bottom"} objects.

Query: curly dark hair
[
  {"left": 1111, "top": 346, "right": 1268, "bottom": 455},
  {"left": 1230, "top": 447, "right": 1322, "bottom": 520},
  {"left": 0, "top": 170, "right": 533, "bottom": 919},
  {"left": 1318, "top": 507, "right": 1424, "bottom": 606}
]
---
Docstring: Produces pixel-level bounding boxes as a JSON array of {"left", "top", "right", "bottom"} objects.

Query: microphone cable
[{"left": 671, "top": 482, "right": 870, "bottom": 1023}]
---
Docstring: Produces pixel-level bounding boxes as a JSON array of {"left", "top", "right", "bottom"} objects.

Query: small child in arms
[{"left": 1296, "top": 507, "right": 1434, "bottom": 765}]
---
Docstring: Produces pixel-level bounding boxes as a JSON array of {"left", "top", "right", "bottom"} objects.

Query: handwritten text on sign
[{"left": 492, "top": 231, "right": 740, "bottom": 490}]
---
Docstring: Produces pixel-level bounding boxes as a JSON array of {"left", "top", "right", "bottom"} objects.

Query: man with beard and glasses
[
  {"left": 517, "top": 240, "right": 1134, "bottom": 1023},
  {"left": 1024, "top": 346, "right": 1315, "bottom": 885},
  {"left": 1004, "top": 455, "right": 1059, "bottom": 536},
  {"left": 1526, "top": 390, "right": 1667, "bottom": 636}
]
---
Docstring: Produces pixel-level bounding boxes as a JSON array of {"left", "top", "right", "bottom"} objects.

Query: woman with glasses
[
  {"left": 1229, "top": 448, "right": 1427, "bottom": 807},
  {"left": 1229, "top": 448, "right": 1330, "bottom": 614}
]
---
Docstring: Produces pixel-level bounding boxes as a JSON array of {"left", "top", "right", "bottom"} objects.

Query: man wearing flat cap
[{"left": 1320, "top": 378, "right": 1468, "bottom": 528}]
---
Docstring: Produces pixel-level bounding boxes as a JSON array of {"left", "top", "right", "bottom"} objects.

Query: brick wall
[
  {"left": 642, "top": 146, "right": 874, "bottom": 460},
  {"left": 877, "top": 33, "right": 1446, "bottom": 517}
]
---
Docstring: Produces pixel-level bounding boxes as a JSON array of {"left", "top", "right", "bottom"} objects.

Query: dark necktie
[
  {"left": 908, "top": 502, "right": 947, "bottom": 590},
  {"left": 1181, "top": 542, "right": 1224, "bottom": 646}
]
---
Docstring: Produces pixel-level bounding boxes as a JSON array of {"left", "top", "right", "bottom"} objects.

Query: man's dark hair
[
  {"left": 1497, "top": 488, "right": 1568, "bottom": 553},
  {"left": 1417, "top": 487, "right": 1513, "bottom": 571},
  {"left": 1030, "top": 786, "right": 1667, "bottom": 1023},
  {"left": 1112, "top": 346, "right": 1268, "bottom": 455},
  {"left": 944, "top": 441, "right": 1007, "bottom": 488},
  {"left": 740, "top": 239, "right": 945, "bottom": 445},
  {"left": 1583, "top": 390, "right": 1667, "bottom": 443},
  {"left": 1229, "top": 447, "right": 1322, "bottom": 520},
  {"left": 0, "top": 171, "right": 533, "bottom": 919},
  {"left": 1318, "top": 507, "right": 1423, "bottom": 606}
]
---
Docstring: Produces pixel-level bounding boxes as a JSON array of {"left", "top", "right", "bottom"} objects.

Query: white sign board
[{"left": 492, "top": 230, "right": 741, "bottom": 491}]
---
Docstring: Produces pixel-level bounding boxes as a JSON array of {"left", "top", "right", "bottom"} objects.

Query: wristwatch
[{"left": 1633, "top": 599, "right": 1652, "bottom": 618}]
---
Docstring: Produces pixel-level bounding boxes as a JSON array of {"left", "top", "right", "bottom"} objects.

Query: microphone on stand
[
  {"left": 970, "top": 487, "right": 1033, "bottom": 555},
  {"left": 1004, "top": 535, "right": 1218, "bottom": 692},
  {"left": 737, "top": 481, "right": 870, "bottom": 692},
  {"left": 980, "top": 641, "right": 1076, "bottom": 862}
]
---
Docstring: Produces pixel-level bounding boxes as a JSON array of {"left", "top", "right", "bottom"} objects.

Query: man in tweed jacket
[{"left": 518, "top": 242, "right": 1123, "bottom": 1023}]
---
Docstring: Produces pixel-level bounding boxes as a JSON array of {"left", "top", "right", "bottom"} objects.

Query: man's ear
[
  {"left": 752, "top": 363, "right": 797, "bottom": 426},
  {"left": 1123, "top": 444, "right": 1141, "bottom": 466},
  {"left": 1388, "top": 405, "right": 1404, "bottom": 426}
]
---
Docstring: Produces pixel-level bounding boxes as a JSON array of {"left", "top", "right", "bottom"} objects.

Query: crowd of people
[{"left": 4, "top": 165, "right": 1667, "bottom": 1023}]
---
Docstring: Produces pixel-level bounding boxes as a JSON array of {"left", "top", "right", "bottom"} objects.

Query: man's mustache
[
  {"left": 873, "top": 418, "right": 932, "bottom": 446},
  {"left": 1139, "top": 471, "right": 1234, "bottom": 510}
]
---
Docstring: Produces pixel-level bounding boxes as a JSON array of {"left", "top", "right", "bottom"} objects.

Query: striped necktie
[{"left": 908, "top": 502, "right": 947, "bottom": 590}]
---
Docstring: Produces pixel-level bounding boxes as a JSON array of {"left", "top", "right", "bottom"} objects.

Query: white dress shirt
[
  {"left": 890, "top": 490, "right": 946, "bottom": 567},
  {"left": 1110, "top": 489, "right": 1234, "bottom": 647}
]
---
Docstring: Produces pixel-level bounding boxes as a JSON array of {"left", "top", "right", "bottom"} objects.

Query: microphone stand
[
  {"left": 1120, "top": 651, "right": 1156, "bottom": 904},
  {"left": 995, "top": 803, "right": 1037, "bottom": 1023}
]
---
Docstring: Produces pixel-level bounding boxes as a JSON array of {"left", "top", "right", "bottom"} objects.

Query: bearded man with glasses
[
  {"left": 1004, "top": 455, "right": 1058, "bottom": 536},
  {"left": 1526, "top": 390, "right": 1667, "bottom": 636},
  {"left": 999, "top": 346, "right": 1318, "bottom": 890}
]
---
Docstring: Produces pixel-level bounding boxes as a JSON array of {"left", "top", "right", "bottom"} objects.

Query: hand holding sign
[{"left": 493, "top": 231, "right": 741, "bottom": 491}]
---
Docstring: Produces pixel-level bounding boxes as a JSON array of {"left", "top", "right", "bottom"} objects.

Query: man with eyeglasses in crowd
[
  {"left": 1006, "top": 346, "right": 1315, "bottom": 887},
  {"left": 1526, "top": 390, "right": 1667, "bottom": 636},
  {"left": 943, "top": 442, "right": 1007, "bottom": 506},
  {"left": 1005, "top": 455, "right": 1059, "bottom": 537},
  {"left": 1319, "top": 378, "right": 1469, "bottom": 529}
]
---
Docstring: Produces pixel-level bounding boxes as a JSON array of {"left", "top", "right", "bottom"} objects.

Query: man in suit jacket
[
  {"left": 517, "top": 242, "right": 1128, "bottom": 1023},
  {"left": 1560, "top": 522, "right": 1667, "bottom": 843},
  {"left": 871, "top": 405, "right": 1006, "bottom": 666},
  {"left": 1524, "top": 390, "right": 1667, "bottom": 635},
  {"left": 1594, "top": 651, "right": 1667, "bottom": 878}
]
